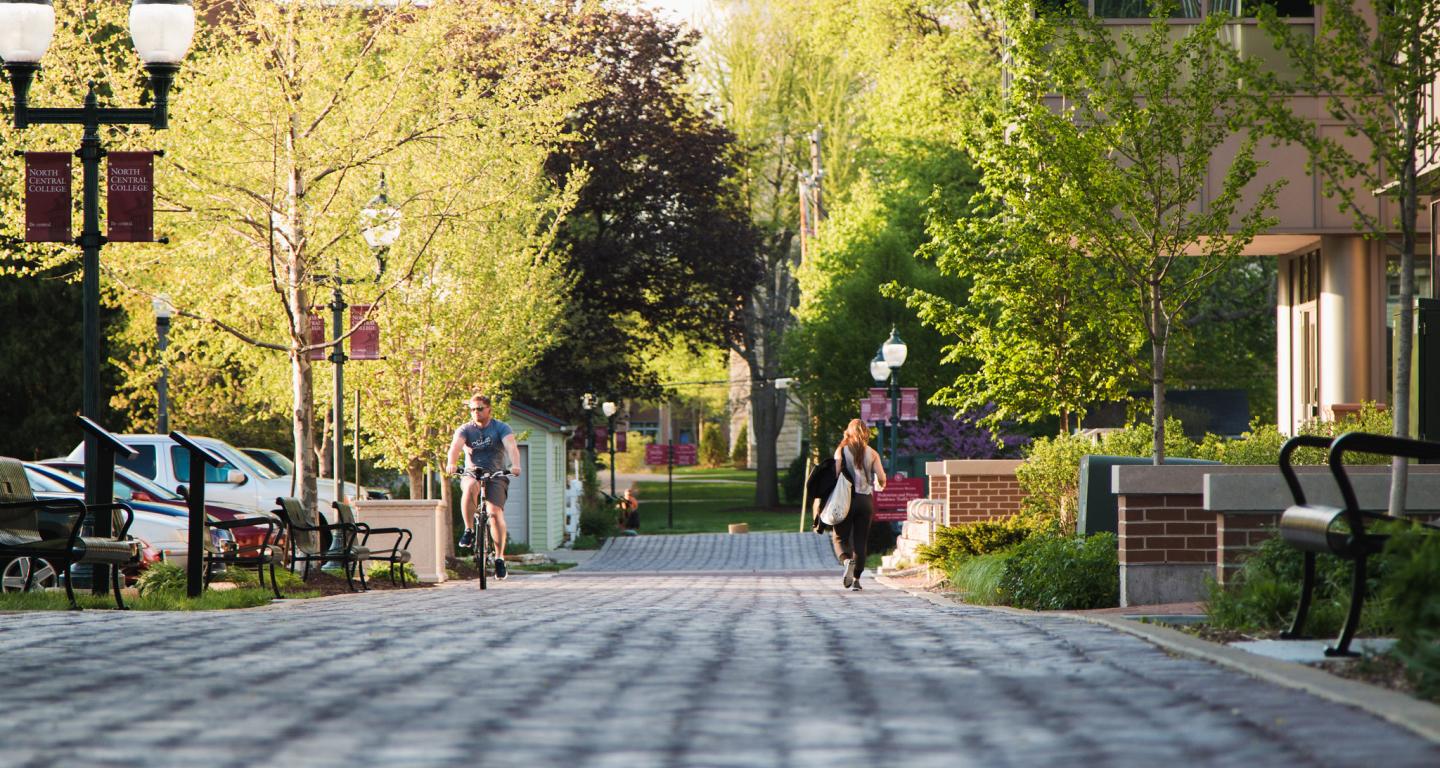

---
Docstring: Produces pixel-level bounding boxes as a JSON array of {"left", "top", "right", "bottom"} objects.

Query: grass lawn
[
  {"left": 632, "top": 468, "right": 803, "bottom": 535},
  {"left": 0, "top": 587, "right": 315, "bottom": 611}
]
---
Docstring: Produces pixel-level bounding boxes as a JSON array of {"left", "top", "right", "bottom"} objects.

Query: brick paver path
[
  {"left": 2, "top": 533, "right": 1437, "bottom": 766},
  {"left": 570, "top": 531, "right": 836, "bottom": 573}
]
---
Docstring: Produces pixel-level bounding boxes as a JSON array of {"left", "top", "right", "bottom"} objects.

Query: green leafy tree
[
  {"left": 986, "top": 1, "right": 1282, "bottom": 461},
  {"left": 106, "top": 0, "right": 585, "bottom": 516},
  {"left": 1256, "top": 0, "right": 1440, "bottom": 513}
]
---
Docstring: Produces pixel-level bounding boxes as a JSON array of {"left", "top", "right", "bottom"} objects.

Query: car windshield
[
  {"left": 24, "top": 466, "right": 79, "bottom": 494},
  {"left": 248, "top": 449, "right": 295, "bottom": 476},
  {"left": 39, "top": 464, "right": 139, "bottom": 502},
  {"left": 115, "top": 465, "right": 184, "bottom": 500},
  {"left": 206, "top": 441, "right": 283, "bottom": 479}
]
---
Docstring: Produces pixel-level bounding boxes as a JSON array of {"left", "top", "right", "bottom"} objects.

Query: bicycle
[{"left": 452, "top": 468, "right": 515, "bottom": 590}]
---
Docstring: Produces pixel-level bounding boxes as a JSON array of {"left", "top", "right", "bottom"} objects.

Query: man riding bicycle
[{"left": 445, "top": 394, "right": 522, "bottom": 579}]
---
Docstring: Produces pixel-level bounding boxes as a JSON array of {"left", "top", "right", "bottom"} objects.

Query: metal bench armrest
[{"left": 1279, "top": 435, "right": 1335, "bottom": 506}]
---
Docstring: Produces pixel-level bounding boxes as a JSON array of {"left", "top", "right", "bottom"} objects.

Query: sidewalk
[{"left": 876, "top": 575, "right": 1440, "bottom": 744}]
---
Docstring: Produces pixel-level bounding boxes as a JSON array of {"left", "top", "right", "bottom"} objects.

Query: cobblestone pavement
[
  {"left": 570, "top": 531, "right": 837, "bottom": 573},
  {"left": 2, "top": 534, "right": 1437, "bottom": 767}
]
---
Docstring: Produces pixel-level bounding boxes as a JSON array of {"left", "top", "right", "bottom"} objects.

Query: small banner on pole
[
  {"left": 25, "top": 152, "right": 72, "bottom": 242},
  {"left": 349, "top": 304, "right": 380, "bottom": 360},
  {"left": 106, "top": 152, "right": 155, "bottom": 242},
  {"left": 307, "top": 312, "right": 326, "bottom": 361}
]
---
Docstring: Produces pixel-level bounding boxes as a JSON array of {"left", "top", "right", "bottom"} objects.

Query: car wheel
[{"left": 2, "top": 557, "right": 59, "bottom": 592}]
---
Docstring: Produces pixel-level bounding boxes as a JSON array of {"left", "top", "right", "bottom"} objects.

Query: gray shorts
[{"left": 478, "top": 475, "right": 509, "bottom": 509}]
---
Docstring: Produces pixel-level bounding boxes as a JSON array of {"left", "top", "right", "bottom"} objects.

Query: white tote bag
[{"left": 819, "top": 457, "right": 853, "bottom": 526}]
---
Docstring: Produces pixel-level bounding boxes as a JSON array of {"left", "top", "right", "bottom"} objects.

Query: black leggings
[{"left": 832, "top": 492, "right": 874, "bottom": 578}]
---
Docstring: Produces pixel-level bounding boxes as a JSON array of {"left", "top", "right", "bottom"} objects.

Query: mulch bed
[{"left": 1317, "top": 652, "right": 1425, "bottom": 700}]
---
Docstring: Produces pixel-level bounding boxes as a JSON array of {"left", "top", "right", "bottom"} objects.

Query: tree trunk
[
  {"left": 1151, "top": 282, "right": 1168, "bottom": 465},
  {"left": 1390, "top": 184, "right": 1418, "bottom": 516},
  {"left": 751, "top": 380, "right": 786, "bottom": 508},
  {"left": 407, "top": 458, "right": 426, "bottom": 500}
]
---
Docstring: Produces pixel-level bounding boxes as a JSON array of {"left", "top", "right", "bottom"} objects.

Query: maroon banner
[
  {"left": 307, "top": 313, "right": 326, "bottom": 361},
  {"left": 873, "top": 476, "right": 926, "bottom": 521},
  {"left": 673, "top": 444, "right": 697, "bottom": 466},
  {"left": 900, "top": 388, "right": 919, "bottom": 421},
  {"left": 25, "top": 152, "right": 71, "bottom": 242},
  {"left": 615, "top": 431, "right": 627, "bottom": 453},
  {"left": 349, "top": 305, "right": 380, "bottom": 360},
  {"left": 645, "top": 444, "right": 669, "bottom": 465},
  {"left": 861, "top": 388, "right": 920, "bottom": 423},
  {"left": 106, "top": 152, "right": 154, "bottom": 242}
]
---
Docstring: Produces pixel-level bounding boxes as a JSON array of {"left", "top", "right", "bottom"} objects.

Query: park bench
[
  {"left": 332, "top": 500, "right": 413, "bottom": 588},
  {"left": 272, "top": 496, "right": 369, "bottom": 591},
  {"left": 201, "top": 513, "right": 285, "bottom": 598},
  {"left": 1276, "top": 432, "right": 1440, "bottom": 656},
  {"left": 0, "top": 456, "right": 139, "bottom": 609}
]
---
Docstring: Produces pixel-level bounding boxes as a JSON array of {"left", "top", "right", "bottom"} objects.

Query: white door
[{"left": 504, "top": 445, "right": 530, "bottom": 545}]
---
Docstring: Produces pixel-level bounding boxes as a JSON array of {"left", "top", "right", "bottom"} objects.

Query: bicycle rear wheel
[{"left": 476, "top": 513, "right": 488, "bottom": 590}]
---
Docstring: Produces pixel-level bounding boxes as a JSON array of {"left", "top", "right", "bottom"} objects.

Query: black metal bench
[
  {"left": 332, "top": 501, "right": 412, "bottom": 588},
  {"left": 1277, "top": 432, "right": 1440, "bottom": 656},
  {"left": 272, "top": 496, "right": 370, "bottom": 591},
  {"left": 0, "top": 457, "right": 139, "bottom": 609}
]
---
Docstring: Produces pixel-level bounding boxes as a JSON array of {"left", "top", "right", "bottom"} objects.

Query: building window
[
  {"left": 1385, "top": 240, "right": 1434, "bottom": 329},
  {"left": 1291, "top": 248, "right": 1319, "bottom": 305}
]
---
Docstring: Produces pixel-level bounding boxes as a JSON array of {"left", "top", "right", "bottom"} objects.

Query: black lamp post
[
  {"left": 318, "top": 176, "right": 397, "bottom": 568},
  {"left": 869, "top": 348, "right": 889, "bottom": 461},
  {"left": 602, "top": 400, "right": 617, "bottom": 497},
  {"left": 581, "top": 393, "right": 596, "bottom": 458},
  {"left": 880, "top": 327, "right": 908, "bottom": 466},
  {"left": 153, "top": 294, "right": 172, "bottom": 433},
  {"left": 2, "top": 0, "right": 195, "bottom": 589}
]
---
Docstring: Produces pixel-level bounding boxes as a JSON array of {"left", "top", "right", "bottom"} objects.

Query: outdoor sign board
[
  {"left": 861, "top": 388, "right": 919, "bottom": 424},
  {"left": 25, "top": 152, "right": 71, "bottom": 242},
  {"left": 307, "top": 312, "right": 326, "bottom": 361},
  {"left": 873, "top": 476, "right": 926, "bottom": 521},
  {"left": 646, "top": 444, "right": 698, "bottom": 466},
  {"left": 349, "top": 305, "right": 380, "bottom": 360},
  {"left": 106, "top": 152, "right": 154, "bottom": 242}
]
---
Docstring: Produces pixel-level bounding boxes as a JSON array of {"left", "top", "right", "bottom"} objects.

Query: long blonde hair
[{"left": 839, "top": 418, "right": 869, "bottom": 468}]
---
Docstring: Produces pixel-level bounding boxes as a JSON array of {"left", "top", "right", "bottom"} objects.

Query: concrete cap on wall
[{"left": 925, "top": 459, "right": 1025, "bottom": 476}]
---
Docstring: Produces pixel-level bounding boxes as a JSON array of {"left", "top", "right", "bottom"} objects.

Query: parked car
[
  {"left": 65, "top": 434, "right": 366, "bottom": 516},
  {"left": 35, "top": 460, "right": 283, "bottom": 555},
  {"left": 242, "top": 446, "right": 390, "bottom": 499},
  {"left": 17, "top": 464, "right": 231, "bottom": 584}
]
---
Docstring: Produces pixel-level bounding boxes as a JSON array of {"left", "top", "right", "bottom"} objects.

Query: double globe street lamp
[
  {"left": 1, "top": 0, "right": 195, "bottom": 563},
  {"left": 868, "top": 327, "right": 908, "bottom": 465}
]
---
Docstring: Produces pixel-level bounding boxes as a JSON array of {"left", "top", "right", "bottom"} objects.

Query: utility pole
[{"left": 797, "top": 126, "right": 825, "bottom": 262}]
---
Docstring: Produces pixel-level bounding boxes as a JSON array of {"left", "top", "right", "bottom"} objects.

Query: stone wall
[{"left": 925, "top": 460, "right": 1025, "bottom": 526}]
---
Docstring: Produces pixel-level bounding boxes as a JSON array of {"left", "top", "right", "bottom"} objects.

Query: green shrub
[
  {"left": 731, "top": 425, "right": 749, "bottom": 469},
  {"left": 572, "top": 534, "right": 601, "bottom": 550},
  {"left": 997, "top": 532, "right": 1119, "bottom": 610},
  {"left": 214, "top": 565, "right": 304, "bottom": 591},
  {"left": 367, "top": 562, "right": 418, "bottom": 582},
  {"left": 445, "top": 568, "right": 461, "bottom": 581},
  {"left": 136, "top": 562, "right": 187, "bottom": 597},
  {"left": 701, "top": 423, "right": 727, "bottom": 467},
  {"left": 949, "top": 552, "right": 1012, "bottom": 605},
  {"left": 1205, "top": 532, "right": 1397, "bottom": 637},
  {"left": 1379, "top": 528, "right": 1440, "bottom": 699},
  {"left": 578, "top": 455, "right": 615, "bottom": 539},
  {"left": 782, "top": 454, "right": 806, "bottom": 505},
  {"left": 917, "top": 516, "right": 1039, "bottom": 568}
]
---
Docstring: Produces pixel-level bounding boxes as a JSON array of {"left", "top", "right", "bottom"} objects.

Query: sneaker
[
  {"left": 842, "top": 558, "right": 855, "bottom": 589},
  {"left": 494, "top": 557, "right": 507, "bottom": 580},
  {"left": 851, "top": 580, "right": 862, "bottom": 591},
  {"left": 458, "top": 529, "right": 475, "bottom": 549}
]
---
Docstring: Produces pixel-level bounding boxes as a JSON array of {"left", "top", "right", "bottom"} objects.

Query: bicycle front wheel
[{"left": 476, "top": 516, "right": 488, "bottom": 590}]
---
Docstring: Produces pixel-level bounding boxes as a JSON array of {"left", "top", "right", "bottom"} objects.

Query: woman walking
[{"left": 833, "top": 418, "right": 886, "bottom": 591}]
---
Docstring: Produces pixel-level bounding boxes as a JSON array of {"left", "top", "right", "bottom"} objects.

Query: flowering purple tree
[{"left": 900, "top": 405, "right": 1030, "bottom": 459}]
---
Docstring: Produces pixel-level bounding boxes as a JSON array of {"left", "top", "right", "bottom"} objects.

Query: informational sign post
[
  {"left": 106, "top": 152, "right": 155, "bottom": 242},
  {"left": 25, "top": 152, "right": 72, "bottom": 243},
  {"left": 307, "top": 313, "right": 327, "bottom": 361},
  {"left": 349, "top": 305, "right": 380, "bottom": 360},
  {"left": 873, "top": 476, "right": 926, "bottom": 522}
]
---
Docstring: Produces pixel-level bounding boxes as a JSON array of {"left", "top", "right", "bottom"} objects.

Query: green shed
[{"left": 503, "top": 401, "right": 570, "bottom": 550}]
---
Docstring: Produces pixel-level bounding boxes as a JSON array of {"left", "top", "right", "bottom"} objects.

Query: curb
[{"left": 874, "top": 577, "right": 1440, "bottom": 744}]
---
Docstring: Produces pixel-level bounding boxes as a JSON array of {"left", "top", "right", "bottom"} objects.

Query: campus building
[{"left": 1066, "top": 1, "right": 1433, "bottom": 434}]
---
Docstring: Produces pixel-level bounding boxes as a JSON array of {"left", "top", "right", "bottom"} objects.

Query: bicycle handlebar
[{"left": 450, "top": 468, "right": 518, "bottom": 481}]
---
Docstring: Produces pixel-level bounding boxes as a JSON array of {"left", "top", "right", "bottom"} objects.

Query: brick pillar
[{"left": 1117, "top": 493, "right": 1214, "bottom": 605}]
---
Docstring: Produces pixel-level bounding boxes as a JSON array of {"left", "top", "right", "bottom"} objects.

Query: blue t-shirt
[{"left": 454, "top": 419, "right": 513, "bottom": 471}]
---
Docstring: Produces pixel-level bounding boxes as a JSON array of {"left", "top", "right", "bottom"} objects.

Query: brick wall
[
  {"left": 1117, "top": 494, "right": 1215, "bottom": 568},
  {"left": 1216, "top": 512, "right": 1279, "bottom": 586},
  {"left": 925, "top": 460, "right": 1025, "bottom": 527}
]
